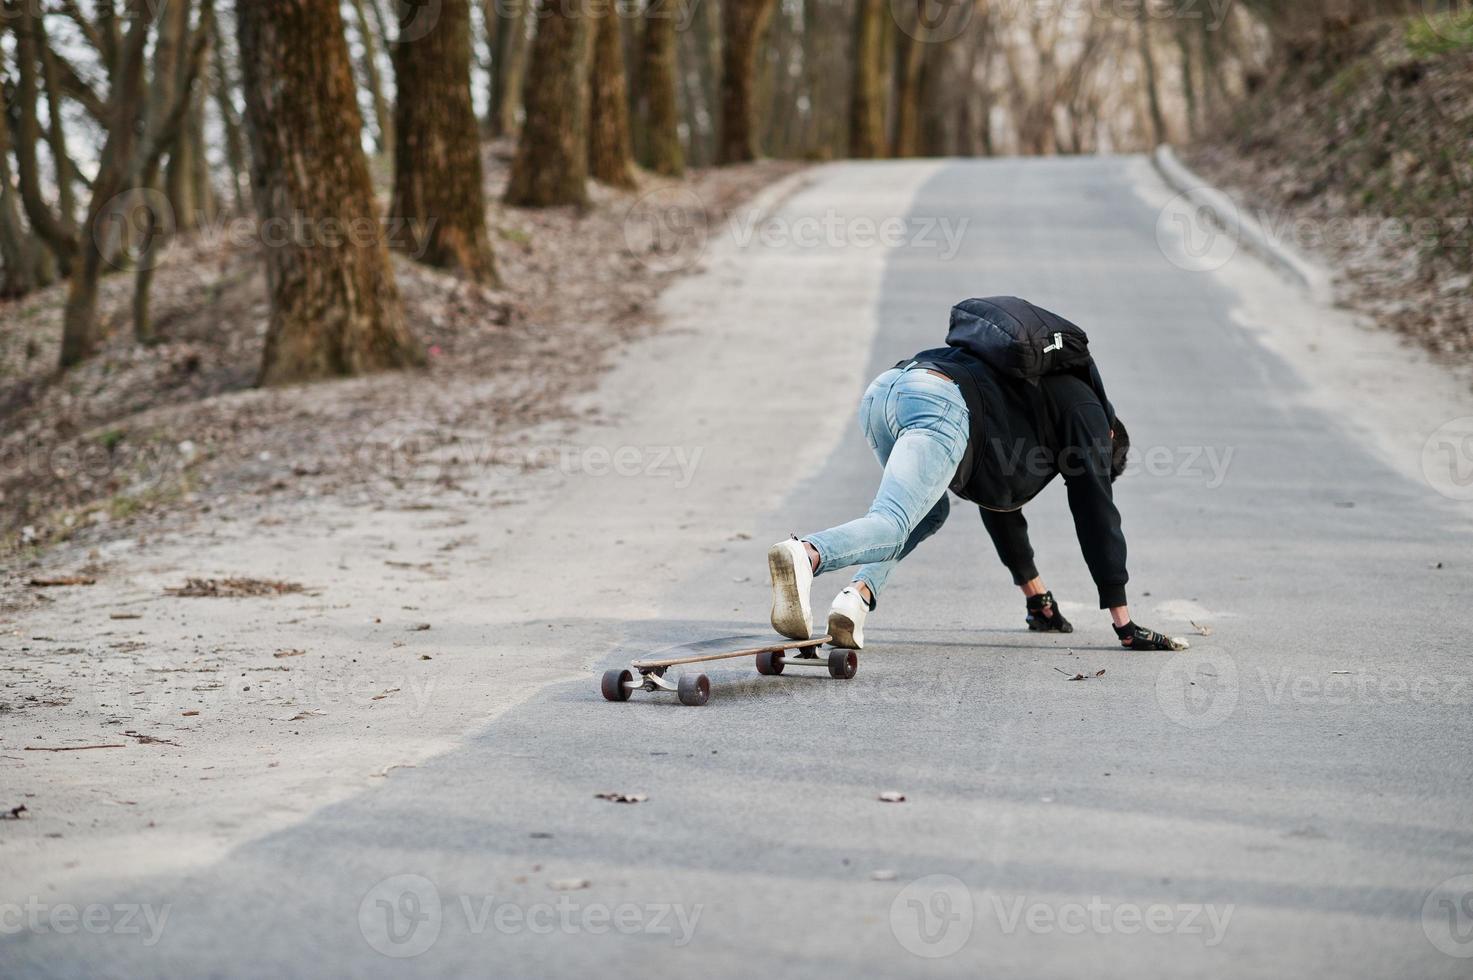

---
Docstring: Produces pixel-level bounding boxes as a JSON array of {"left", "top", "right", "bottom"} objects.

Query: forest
[{"left": 0, "top": 0, "right": 1452, "bottom": 382}]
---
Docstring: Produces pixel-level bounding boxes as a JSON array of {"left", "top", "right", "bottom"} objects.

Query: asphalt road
[{"left": 6, "top": 157, "right": 1473, "bottom": 978}]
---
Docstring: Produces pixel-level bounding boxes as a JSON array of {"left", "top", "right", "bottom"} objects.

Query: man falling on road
[{"left": 767, "top": 296, "right": 1189, "bottom": 652}]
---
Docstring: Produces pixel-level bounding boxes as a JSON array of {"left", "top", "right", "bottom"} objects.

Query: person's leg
[
  {"left": 769, "top": 371, "right": 968, "bottom": 639},
  {"left": 768, "top": 370, "right": 899, "bottom": 639},
  {"left": 804, "top": 396, "right": 966, "bottom": 571},
  {"left": 851, "top": 493, "right": 950, "bottom": 604}
]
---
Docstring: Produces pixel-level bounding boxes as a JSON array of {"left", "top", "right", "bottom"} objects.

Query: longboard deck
[
  {"left": 602, "top": 633, "right": 858, "bottom": 706},
  {"left": 631, "top": 635, "right": 832, "bottom": 670}
]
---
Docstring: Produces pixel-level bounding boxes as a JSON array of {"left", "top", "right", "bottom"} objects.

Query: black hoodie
[{"left": 900, "top": 333, "right": 1128, "bottom": 609}]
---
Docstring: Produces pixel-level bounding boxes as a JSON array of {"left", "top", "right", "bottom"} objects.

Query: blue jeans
[{"left": 805, "top": 367, "right": 970, "bottom": 603}]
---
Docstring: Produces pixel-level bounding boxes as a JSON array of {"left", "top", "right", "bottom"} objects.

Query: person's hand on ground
[
  {"left": 1026, "top": 590, "right": 1073, "bottom": 633},
  {"left": 1113, "top": 621, "right": 1189, "bottom": 651}
]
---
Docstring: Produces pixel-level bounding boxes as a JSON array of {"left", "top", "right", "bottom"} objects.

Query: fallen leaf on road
[
  {"left": 181, "top": 710, "right": 200, "bottom": 716},
  {"left": 549, "top": 879, "right": 590, "bottom": 891},
  {"left": 3, "top": 805, "right": 27, "bottom": 819},
  {"left": 878, "top": 791, "right": 907, "bottom": 803},
  {"left": 165, "top": 578, "right": 305, "bottom": 598},
  {"left": 1190, "top": 621, "right": 1214, "bottom": 636},
  {"left": 121, "top": 730, "right": 180, "bottom": 747},
  {"left": 371, "top": 688, "right": 401, "bottom": 701},
  {"left": 419, "top": 654, "right": 433, "bottom": 660},
  {"left": 25, "top": 744, "right": 126, "bottom": 752},
  {"left": 109, "top": 612, "right": 142, "bottom": 620},
  {"left": 1055, "top": 668, "right": 1107, "bottom": 681},
  {"left": 287, "top": 710, "right": 326, "bottom": 721},
  {"left": 594, "top": 792, "right": 648, "bottom": 804},
  {"left": 29, "top": 576, "right": 96, "bottom": 587},
  {"left": 371, "top": 764, "right": 417, "bottom": 778},
  {"left": 408, "top": 623, "right": 432, "bottom": 632},
  {"left": 273, "top": 649, "right": 306, "bottom": 658}
]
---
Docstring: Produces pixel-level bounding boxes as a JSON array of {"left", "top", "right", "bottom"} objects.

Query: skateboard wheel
[
  {"left": 827, "top": 649, "right": 858, "bottom": 679},
  {"left": 677, "top": 673, "right": 710, "bottom": 706},
  {"left": 755, "top": 651, "right": 785, "bottom": 675},
  {"left": 601, "top": 668, "right": 633, "bottom": 702}
]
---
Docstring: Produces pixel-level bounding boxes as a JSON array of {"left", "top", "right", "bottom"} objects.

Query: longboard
[{"left": 600, "top": 634, "right": 857, "bottom": 707}]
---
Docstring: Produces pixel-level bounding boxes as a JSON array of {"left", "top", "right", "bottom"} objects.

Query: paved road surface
[{"left": 5, "top": 157, "right": 1472, "bottom": 978}]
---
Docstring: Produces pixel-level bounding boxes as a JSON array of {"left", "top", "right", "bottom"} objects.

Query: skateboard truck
[{"left": 600, "top": 634, "right": 858, "bottom": 707}]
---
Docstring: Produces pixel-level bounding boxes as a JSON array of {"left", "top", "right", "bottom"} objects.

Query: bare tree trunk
[
  {"left": 1137, "top": 6, "right": 1166, "bottom": 146},
  {"left": 638, "top": 0, "right": 684, "bottom": 176},
  {"left": 0, "top": 34, "right": 36, "bottom": 298},
  {"left": 505, "top": 0, "right": 593, "bottom": 206},
  {"left": 390, "top": 0, "right": 498, "bottom": 282},
  {"left": 36, "top": 16, "right": 78, "bottom": 233},
  {"left": 160, "top": 0, "right": 200, "bottom": 230},
  {"left": 206, "top": 2, "right": 248, "bottom": 211},
  {"left": 849, "top": 0, "right": 885, "bottom": 158},
  {"left": 1176, "top": 21, "right": 1198, "bottom": 140},
  {"left": 237, "top": 0, "right": 423, "bottom": 385},
  {"left": 352, "top": 0, "right": 395, "bottom": 154},
  {"left": 890, "top": 5, "right": 927, "bottom": 157},
  {"left": 492, "top": 0, "right": 533, "bottom": 135},
  {"left": 10, "top": 6, "right": 78, "bottom": 272},
  {"left": 588, "top": 9, "right": 637, "bottom": 188},
  {"left": 59, "top": 1, "right": 155, "bottom": 369},
  {"left": 717, "top": 0, "right": 777, "bottom": 163}
]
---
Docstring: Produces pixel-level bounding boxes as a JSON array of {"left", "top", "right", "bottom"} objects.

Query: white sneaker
[
  {"left": 767, "top": 538, "right": 814, "bottom": 639},
  {"left": 827, "top": 586, "right": 869, "bottom": 649}
]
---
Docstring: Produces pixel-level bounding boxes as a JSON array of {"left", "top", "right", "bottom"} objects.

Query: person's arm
[
  {"left": 1057, "top": 400, "right": 1129, "bottom": 610},
  {"left": 979, "top": 507, "right": 1073, "bottom": 632},
  {"left": 1058, "top": 400, "right": 1188, "bottom": 650},
  {"left": 978, "top": 506, "right": 1039, "bottom": 587}
]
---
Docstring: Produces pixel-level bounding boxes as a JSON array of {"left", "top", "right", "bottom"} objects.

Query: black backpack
[{"left": 945, "top": 296, "right": 1093, "bottom": 384}]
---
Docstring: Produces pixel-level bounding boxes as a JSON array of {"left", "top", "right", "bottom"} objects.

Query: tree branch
[{"left": 8, "top": 3, "right": 78, "bottom": 261}]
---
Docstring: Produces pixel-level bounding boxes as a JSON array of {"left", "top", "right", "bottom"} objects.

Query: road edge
[{"left": 1152, "top": 144, "right": 1336, "bottom": 306}]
